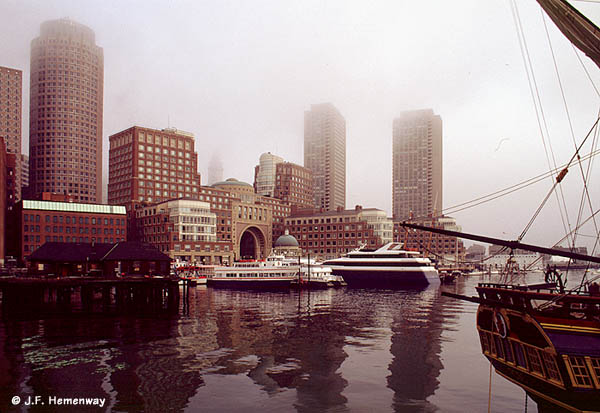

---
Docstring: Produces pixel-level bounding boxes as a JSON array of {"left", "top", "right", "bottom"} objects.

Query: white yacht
[{"left": 323, "top": 243, "right": 439, "bottom": 287}]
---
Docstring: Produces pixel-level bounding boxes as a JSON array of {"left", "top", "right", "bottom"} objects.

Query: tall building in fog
[
  {"left": 29, "top": 18, "right": 104, "bottom": 202},
  {"left": 207, "top": 152, "right": 223, "bottom": 186},
  {"left": 304, "top": 103, "right": 346, "bottom": 211},
  {"left": 392, "top": 109, "right": 442, "bottom": 220},
  {"left": 254, "top": 152, "right": 283, "bottom": 196},
  {"left": 0, "top": 66, "right": 22, "bottom": 201}
]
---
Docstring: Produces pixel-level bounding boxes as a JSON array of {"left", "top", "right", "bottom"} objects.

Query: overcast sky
[{"left": 3, "top": 0, "right": 600, "bottom": 250}]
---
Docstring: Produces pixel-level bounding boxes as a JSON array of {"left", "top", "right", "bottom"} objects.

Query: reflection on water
[{"left": 0, "top": 278, "right": 539, "bottom": 412}]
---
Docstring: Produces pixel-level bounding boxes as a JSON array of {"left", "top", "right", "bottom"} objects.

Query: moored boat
[
  {"left": 207, "top": 255, "right": 299, "bottom": 289},
  {"left": 288, "top": 257, "right": 346, "bottom": 288},
  {"left": 323, "top": 242, "right": 439, "bottom": 287}
]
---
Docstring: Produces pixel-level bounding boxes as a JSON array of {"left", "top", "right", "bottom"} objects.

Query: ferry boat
[
  {"left": 323, "top": 243, "right": 439, "bottom": 287},
  {"left": 207, "top": 255, "right": 299, "bottom": 289}
]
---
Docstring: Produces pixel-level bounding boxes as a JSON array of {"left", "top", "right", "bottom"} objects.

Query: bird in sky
[{"left": 494, "top": 138, "right": 510, "bottom": 152}]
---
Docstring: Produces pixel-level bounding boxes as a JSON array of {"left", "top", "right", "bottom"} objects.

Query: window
[
  {"left": 541, "top": 352, "right": 562, "bottom": 383},
  {"left": 525, "top": 346, "right": 544, "bottom": 376},
  {"left": 568, "top": 356, "right": 594, "bottom": 387}
]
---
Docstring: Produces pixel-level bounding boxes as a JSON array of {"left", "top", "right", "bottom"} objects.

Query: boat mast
[{"left": 399, "top": 222, "right": 600, "bottom": 264}]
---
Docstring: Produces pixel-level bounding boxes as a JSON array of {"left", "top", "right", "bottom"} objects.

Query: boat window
[
  {"left": 568, "top": 356, "right": 594, "bottom": 388},
  {"left": 479, "top": 331, "right": 490, "bottom": 354},
  {"left": 541, "top": 352, "right": 562, "bottom": 384},
  {"left": 525, "top": 346, "right": 544, "bottom": 376},
  {"left": 591, "top": 358, "right": 600, "bottom": 382},
  {"left": 513, "top": 342, "right": 527, "bottom": 369},
  {"left": 502, "top": 339, "right": 514, "bottom": 364},
  {"left": 493, "top": 336, "right": 504, "bottom": 359}
]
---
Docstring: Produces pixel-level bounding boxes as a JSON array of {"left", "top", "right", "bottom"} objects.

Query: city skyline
[{"left": 2, "top": 1, "right": 600, "bottom": 250}]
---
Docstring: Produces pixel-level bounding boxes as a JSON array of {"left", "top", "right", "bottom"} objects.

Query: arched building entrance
[{"left": 238, "top": 226, "right": 267, "bottom": 260}]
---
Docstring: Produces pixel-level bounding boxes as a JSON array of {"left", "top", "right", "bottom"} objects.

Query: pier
[{"left": 0, "top": 276, "right": 182, "bottom": 318}]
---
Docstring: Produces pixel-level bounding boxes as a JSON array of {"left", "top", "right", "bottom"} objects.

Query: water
[{"left": 0, "top": 274, "right": 552, "bottom": 412}]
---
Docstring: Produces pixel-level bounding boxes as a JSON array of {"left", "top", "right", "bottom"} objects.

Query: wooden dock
[{"left": 0, "top": 276, "right": 183, "bottom": 318}]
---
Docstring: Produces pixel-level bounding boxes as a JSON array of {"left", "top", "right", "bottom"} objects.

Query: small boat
[
  {"left": 439, "top": 270, "right": 460, "bottom": 284},
  {"left": 207, "top": 255, "right": 299, "bottom": 289},
  {"left": 176, "top": 265, "right": 212, "bottom": 285},
  {"left": 288, "top": 257, "right": 346, "bottom": 288},
  {"left": 323, "top": 243, "right": 439, "bottom": 287}
]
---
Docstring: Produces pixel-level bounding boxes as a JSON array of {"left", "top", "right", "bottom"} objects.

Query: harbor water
[{"left": 2, "top": 273, "right": 574, "bottom": 412}]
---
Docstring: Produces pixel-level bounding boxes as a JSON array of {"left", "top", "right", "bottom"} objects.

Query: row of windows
[
  {"left": 23, "top": 237, "right": 125, "bottom": 252},
  {"left": 479, "top": 330, "right": 600, "bottom": 389},
  {"left": 24, "top": 226, "right": 122, "bottom": 236},
  {"left": 24, "top": 214, "right": 124, "bottom": 226}
]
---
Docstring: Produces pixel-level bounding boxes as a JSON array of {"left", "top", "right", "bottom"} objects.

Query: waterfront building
[
  {"left": 254, "top": 152, "right": 283, "bottom": 196},
  {"left": 29, "top": 19, "right": 104, "bottom": 202},
  {"left": 274, "top": 162, "right": 314, "bottom": 210},
  {"left": 285, "top": 205, "right": 392, "bottom": 260},
  {"left": 0, "top": 66, "right": 22, "bottom": 202},
  {"left": 0, "top": 139, "right": 6, "bottom": 266},
  {"left": 487, "top": 245, "right": 540, "bottom": 270},
  {"left": 394, "top": 216, "right": 464, "bottom": 264},
  {"left": 466, "top": 244, "right": 486, "bottom": 263},
  {"left": 28, "top": 241, "right": 170, "bottom": 277},
  {"left": 392, "top": 109, "right": 442, "bottom": 220},
  {"left": 135, "top": 199, "right": 232, "bottom": 265},
  {"left": 304, "top": 103, "right": 346, "bottom": 211},
  {"left": 211, "top": 178, "right": 274, "bottom": 260},
  {"left": 14, "top": 199, "right": 126, "bottom": 264},
  {"left": 255, "top": 191, "right": 291, "bottom": 247},
  {"left": 108, "top": 126, "right": 202, "bottom": 207}
]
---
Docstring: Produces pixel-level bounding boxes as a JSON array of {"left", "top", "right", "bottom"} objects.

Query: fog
[{"left": 3, "top": 0, "right": 600, "bottom": 250}]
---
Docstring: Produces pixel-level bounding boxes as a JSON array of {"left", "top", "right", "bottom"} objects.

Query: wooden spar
[{"left": 399, "top": 222, "right": 600, "bottom": 265}]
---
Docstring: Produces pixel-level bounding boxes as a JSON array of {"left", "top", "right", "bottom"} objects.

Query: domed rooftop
[
  {"left": 275, "top": 230, "right": 299, "bottom": 247},
  {"left": 211, "top": 178, "right": 253, "bottom": 188}
]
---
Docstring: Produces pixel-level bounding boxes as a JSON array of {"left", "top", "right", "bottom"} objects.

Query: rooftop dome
[
  {"left": 274, "top": 230, "right": 299, "bottom": 247},
  {"left": 211, "top": 178, "right": 253, "bottom": 188}
]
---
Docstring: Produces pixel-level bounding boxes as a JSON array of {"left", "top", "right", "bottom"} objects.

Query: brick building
[
  {"left": 274, "top": 162, "right": 313, "bottom": 210},
  {"left": 135, "top": 199, "right": 233, "bottom": 265},
  {"left": 108, "top": 126, "right": 202, "bottom": 206},
  {"left": 0, "top": 66, "right": 22, "bottom": 202},
  {"left": 394, "top": 217, "right": 464, "bottom": 265},
  {"left": 285, "top": 206, "right": 393, "bottom": 260},
  {"left": 0, "top": 139, "right": 6, "bottom": 265},
  {"left": 15, "top": 199, "right": 126, "bottom": 264}
]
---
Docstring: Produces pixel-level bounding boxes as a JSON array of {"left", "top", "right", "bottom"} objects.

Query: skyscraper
[
  {"left": 304, "top": 103, "right": 346, "bottom": 211},
  {"left": 207, "top": 152, "right": 223, "bottom": 186},
  {"left": 0, "top": 66, "right": 22, "bottom": 201},
  {"left": 29, "top": 18, "right": 104, "bottom": 203},
  {"left": 254, "top": 152, "right": 283, "bottom": 196},
  {"left": 392, "top": 109, "right": 442, "bottom": 220}
]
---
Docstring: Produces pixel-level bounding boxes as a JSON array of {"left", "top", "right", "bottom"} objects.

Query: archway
[{"left": 239, "top": 226, "right": 267, "bottom": 260}]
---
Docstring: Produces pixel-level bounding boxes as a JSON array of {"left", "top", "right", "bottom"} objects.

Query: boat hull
[
  {"left": 330, "top": 267, "right": 440, "bottom": 287},
  {"left": 207, "top": 278, "right": 294, "bottom": 289}
]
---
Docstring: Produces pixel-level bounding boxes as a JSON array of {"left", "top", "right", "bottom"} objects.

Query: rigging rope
[
  {"left": 541, "top": 9, "right": 576, "bottom": 243},
  {"left": 518, "top": 116, "right": 600, "bottom": 241},
  {"left": 510, "top": 0, "right": 572, "bottom": 244},
  {"left": 439, "top": 148, "right": 600, "bottom": 218}
]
